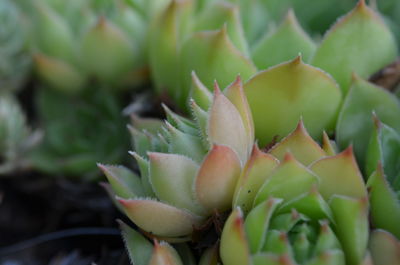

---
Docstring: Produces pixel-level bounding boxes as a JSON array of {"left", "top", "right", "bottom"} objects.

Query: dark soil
[{"left": 0, "top": 172, "right": 131, "bottom": 265}]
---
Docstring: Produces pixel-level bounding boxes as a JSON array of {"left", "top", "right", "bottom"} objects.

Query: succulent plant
[
  {"left": 149, "top": 0, "right": 398, "bottom": 148},
  {"left": 100, "top": 76, "right": 254, "bottom": 240},
  {"left": 363, "top": 117, "right": 400, "bottom": 239},
  {"left": 29, "top": 87, "right": 129, "bottom": 180},
  {"left": 23, "top": 0, "right": 149, "bottom": 93},
  {"left": 221, "top": 123, "right": 370, "bottom": 265},
  {"left": 0, "top": 94, "right": 41, "bottom": 175},
  {"left": 0, "top": 0, "right": 31, "bottom": 92}
]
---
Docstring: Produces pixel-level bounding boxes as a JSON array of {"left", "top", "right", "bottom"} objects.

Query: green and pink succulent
[{"left": 100, "top": 76, "right": 254, "bottom": 241}]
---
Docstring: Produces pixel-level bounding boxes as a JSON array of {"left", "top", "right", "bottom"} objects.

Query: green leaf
[
  {"left": 180, "top": 26, "right": 257, "bottom": 106},
  {"left": 329, "top": 195, "right": 369, "bottom": 265},
  {"left": 252, "top": 10, "right": 315, "bottom": 69},
  {"left": 311, "top": 1, "right": 398, "bottom": 93},
  {"left": 119, "top": 221, "right": 153, "bottom": 265},
  {"left": 336, "top": 75, "right": 400, "bottom": 167},
  {"left": 245, "top": 56, "right": 341, "bottom": 147},
  {"left": 367, "top": 167, "right": 400, "bottom": 238}
]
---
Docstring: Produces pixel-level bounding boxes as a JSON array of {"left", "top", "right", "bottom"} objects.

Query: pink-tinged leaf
[
  {"left": 195, "top": 145, "right": 241, "bottom": 212},
  {"left": 149, "top": 240, "right": 184, "bottom": 265},
  {"left": 367, "top": 165, "right": 400, "bottom": 238},
  {"left": 369, "top": 229, "right": 400, "bottom": 265},
  {"left": 220, "top": 208, "right": 252, "bottom": 265},
  {"left": 118, "top": 198, "right": 204, "bottom": 238},
  {"left": 233, "top": 145, "right": 279, "bottom": 213},
  {"left": 224, "top": 75, "right": 254, "bottom": 152},
  {"left": 208, "top": 84, "right": 250, "bottom": 164},
  {"left": 254, "top": 153, "right": 319, "bottom": 207},
  {"left": 269, "top": 120, "right": 326, "bottom": 166},
  {"left": 310, "top": 147, "right": 367, "bottom": 200},
  {"left": 329, "top": 195, "right": 369, "bottom": 265},
  {"left": 149, "top": 152, "right": 205, "bottom": 215}
]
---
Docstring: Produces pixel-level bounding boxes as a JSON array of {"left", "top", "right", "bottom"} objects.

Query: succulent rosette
[
  {"left": 221, "top": 121, "right": 371, "bottom": 265},
  {"left": 23, "top": 0, "right": 149, "bottom": 93},
  {"left": 150, "top": 0, "right": 397, "bottom": 147},
  {"left": 100, "top": 76, "right": 254, "bottom": 241},
  {"left": 0, "top": 94, "right": 41, "bottom": 175},
  {"left": 28, "top": 87, "right": 129, "bottom": 180},
  {"left": 0, "top": 0, "right": 31, "bottom": 92}
]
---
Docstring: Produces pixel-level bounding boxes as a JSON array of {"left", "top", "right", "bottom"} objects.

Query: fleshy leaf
[
  {"left": 277, "top": 187, "right": 334, "bottom": 223},
  {"left": 311, "top": 1, "right": 398, "bottom": 93},
  {"left": 190, "top": 72, "right": 212, "bottom": 110},
  {"left": 367, "top": 166, "right": 400, "bottom": 238},
  {"left": 244, "top": 198, "right": 283, "bottom": 253},
  {"left": 329, "top": 195, "right": 369, "bottom": 265},
  {"left": 224, "top": 75, "right": 254, "bottom": 150},
  {"left": 189, "top": 100, "right": 209, "bottom": 148},
  {"left": 207, "top": 85, "right": 250, "bottom": 164},
  {"left": 310, "top": 147, "right": 367, "bottom": 200},
  {"left": 245, "top": 56, "right": 341, "bottom": 147},
  {"left": 194, "top": 1, "right": 249, "bottom": 56},
  {"left": 322, "top": 131, "right": 337, "bottom": 156},
  {"left": 180, "top": 26, "right": 257, "bottom": 101},
  {"left": 369, "top": 230, "right": 400, "bottom": 265},
  {"left": 119, "top": 220, "right": 153, "bottom": 265},
  {"left": 195, "top": 145, "right": 241, "bottom": 212},
  {"left": 198, "top": 245, "right": 219, "bottom": 265},
  {"left": 33, "top": 2, "right": 76, "bottom": 63},
  {"left": 252, "top": 9, "right": 316, "bottom": 69},
  {"left": 336, "top": 75, "right": 400, "bottom": 166},
  {"left": 164, "top": 122, "right": 206, "bottom": 162},
  {"left": 131, "top": 115, "right": 165, "bottom": 135},
  {"left": 233, "top": 145, "right": 279, "bottom": 214},
  {"left": 365, "top": 118, "right": 400, "bottom": 187},
  {"left": 149, "top": 241, "right": 184, "bottom": 265},
  {"left": 149, "top": 152, "right": 204, "bottom": 215},
  {"left": 81, "top": 17, "right": 135, "bottom": 85},
  {"left": 220, "top": 208, "right": 252, "bottom": 265},
  {"left": 254, "top": 153, "right": 319, "bottom": 207},
  {"left": 98, "top": 164, "right": 145, "bottom": 199},
  {"left": 149, "top": 0, "right": 194, "bottom": 107},
  {"left": 314, "top": 221, "right": 343, "bottom": 256},
  {"left": 269, "top": 120, "right": 326, "bottom": 166},
  {"left": 118, "top": 198, "right": 203, "bottom": 238},
  {"left": 130, "top": 152, "right": 155, "bottom": 197},
  {"left": 34, "top": 54, "right": 85, "bottom": 93}
]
